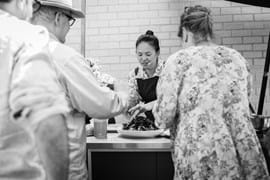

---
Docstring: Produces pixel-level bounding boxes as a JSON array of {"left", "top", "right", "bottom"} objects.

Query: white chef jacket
[
  {"left": 0, "top": 9, "right": 69, "bottom": 180},
  {"left": 47, "top": 33, "right": 127, "bottom": 180}
]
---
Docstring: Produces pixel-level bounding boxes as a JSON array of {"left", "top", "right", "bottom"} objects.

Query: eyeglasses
[
  {"left": 33, "top": 0, "right": 41, "bottom": 13},
  {"left": 62, "top": 12, "right": 76, "bottom": 27}
]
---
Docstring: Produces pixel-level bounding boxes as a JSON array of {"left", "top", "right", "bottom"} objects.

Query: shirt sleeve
[
  {"left": 127, "top": 69, "right": 142, "bottom": 109},
  {"left": 153, "top": 54, "right": 183, "bottom": 129},
  {"left": 9, "top": 48, "right": 70, "bottom": 130},
  {"left": 58, "top": 52, "right": 128, "bottom": 119}
]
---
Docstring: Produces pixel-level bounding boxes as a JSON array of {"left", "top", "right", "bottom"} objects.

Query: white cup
[{"left": 93, "top": 119, "right": 107, "bottom": 139}]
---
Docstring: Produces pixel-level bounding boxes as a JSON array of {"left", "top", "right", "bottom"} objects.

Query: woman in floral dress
[{"left": 153, "top": 5, "right": 269, "bottom": 180}]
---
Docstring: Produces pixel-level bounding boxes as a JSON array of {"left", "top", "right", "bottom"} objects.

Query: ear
[
  {"left": 156, "top": 50, "right": 160, "bottom": 56},
  {"left": 182, "top": 27, "right": 186, "bottom": 36},
  {"left": 54, "top": 12, "right": 62, "bottom": 26},
  {"left": 182, "top": 27, "right": 188, "bottom": 42}
]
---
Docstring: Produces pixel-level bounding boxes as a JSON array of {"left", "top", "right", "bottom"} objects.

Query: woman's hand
[{"left": 128, "top": 101, "right": 156, "bottom": 119}]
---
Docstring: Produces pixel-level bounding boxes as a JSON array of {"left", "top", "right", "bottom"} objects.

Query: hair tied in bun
[
  {"left": 146, "top": 30, "right": 154, "bottom": 36},
  {"left": 136, "top": 30, "right": 160, "bottom": 52}
]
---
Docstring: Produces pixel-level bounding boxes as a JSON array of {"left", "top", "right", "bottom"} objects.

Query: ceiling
[{"left": 225, "top": 0, "right": 270, "bottom": 8}]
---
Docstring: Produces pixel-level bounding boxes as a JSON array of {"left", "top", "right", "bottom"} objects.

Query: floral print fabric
[
  {"left": 153, "top": 45, "right": 269, "bottom": 180},
  {"left": 85, "top": 57, "right": 115, "bottom": 86}
]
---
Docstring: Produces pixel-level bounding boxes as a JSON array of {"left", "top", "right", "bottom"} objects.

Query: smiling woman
[{"left": 127, "top": 30, "right": 166, "bottom": 123}]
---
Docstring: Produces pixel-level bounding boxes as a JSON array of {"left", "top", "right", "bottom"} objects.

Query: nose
[{"left": 141, "top": 55, "right": 148, "bottom": 61}]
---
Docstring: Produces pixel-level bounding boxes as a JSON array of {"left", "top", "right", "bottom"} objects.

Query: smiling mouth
[{"left": 142, "top": 62, "right": 150, "bottom": 66}]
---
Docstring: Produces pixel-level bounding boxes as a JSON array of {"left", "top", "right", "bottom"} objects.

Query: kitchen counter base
[{"left": 87, "top": 131, "right": 173, "bottom": 180}]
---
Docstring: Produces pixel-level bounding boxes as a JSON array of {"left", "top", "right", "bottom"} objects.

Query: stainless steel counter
[
  {"left": 87, "top": 130, "right": 173, "bottom": 180},
  {"left": 87, "top": 133, "right": 172, "bottom": 151}
]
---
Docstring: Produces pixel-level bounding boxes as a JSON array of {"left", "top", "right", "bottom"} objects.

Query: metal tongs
[{"left": 129, "top": 109, "right": 140, "bottom": 121}]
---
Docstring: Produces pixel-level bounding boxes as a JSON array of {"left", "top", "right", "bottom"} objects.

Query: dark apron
[{"left": 135, "top": 68, "right": 159, "bottom": 122}]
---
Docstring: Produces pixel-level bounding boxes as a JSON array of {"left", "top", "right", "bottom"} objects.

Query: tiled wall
[{"left": 67, "top": 0, "right": 270, "bottom": 115}]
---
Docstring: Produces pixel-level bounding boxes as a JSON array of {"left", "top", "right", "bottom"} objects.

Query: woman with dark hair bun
[
  {"left": 153, "top": 5, "right": 269, "bottom": 180},
  {"left": 127, "top": 30, "right": 166, "bottom": 122}
]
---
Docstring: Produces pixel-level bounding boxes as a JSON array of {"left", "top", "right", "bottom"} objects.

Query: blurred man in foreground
[
  {"left": 0, "top": 0, "right": 69, "bottom": 179},
  {"left": 31, "top": 0, "right": 128, "bottom": 179}
]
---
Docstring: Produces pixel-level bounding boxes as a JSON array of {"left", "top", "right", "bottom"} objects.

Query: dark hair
[
  {"left": 135, "top": 30, "right": 160, "bottom": 52},
  {"left": 178, "top": 5, "right": 213, "bottom": 43}
]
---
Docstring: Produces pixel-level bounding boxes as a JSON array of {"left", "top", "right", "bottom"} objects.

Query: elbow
[
  {"left": 35, "top": 114, "right": 69, "bottom": 180},
  {"left": 36, "top": 114, "right": 68, "bottom": 144}
]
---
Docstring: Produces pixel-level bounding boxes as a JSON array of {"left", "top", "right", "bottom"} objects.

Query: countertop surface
[{"left": 87, "top": 124, "right": 172, "bottom": 151}]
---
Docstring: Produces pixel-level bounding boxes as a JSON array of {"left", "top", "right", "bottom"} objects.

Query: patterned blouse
[
  {"left": 153, "top": 45, "right": 269, "bottom": 180},
  {"left": 127, "top": 58, "right": 166, "bottom": 109}
]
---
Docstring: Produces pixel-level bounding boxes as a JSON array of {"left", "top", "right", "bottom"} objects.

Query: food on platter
[{"left": 122, "top": 116, "right": 158, "bottom": 131}]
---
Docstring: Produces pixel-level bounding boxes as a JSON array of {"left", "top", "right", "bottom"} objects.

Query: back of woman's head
[
  {"left": 136, "top": 30, "right": 160, "bottom": 52},
  {"left": 178, "top": 5, "right": 213, "bottom": 43}
]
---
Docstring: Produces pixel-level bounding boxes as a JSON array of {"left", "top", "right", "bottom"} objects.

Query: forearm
[
  {"left": 129, "top": 100, "right": 157, "bottom": 116},
  {"left": 64, "top": 59, "right": 128, "bottom": 118},
  {"left": 147, "top": 101, "right": 156, "bottom": 109},
  {"left": 91, "top": 90, "right": 128, "bottom": 118},
  {"left": 35, "top": 114, "right": 69, "bottom": 180}
]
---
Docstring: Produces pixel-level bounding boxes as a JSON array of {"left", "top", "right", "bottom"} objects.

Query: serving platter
[{"left": 118, "top": 129, "right": 164, "bottom": 138}]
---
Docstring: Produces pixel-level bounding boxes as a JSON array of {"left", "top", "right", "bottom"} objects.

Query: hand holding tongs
[{"left": 128, "top": 102, "right": 144, "bottom": 120}]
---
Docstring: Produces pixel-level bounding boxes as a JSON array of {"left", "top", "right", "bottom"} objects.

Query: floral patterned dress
[{"left": 153, "top": 45, "right": 269, "bottom": 180}]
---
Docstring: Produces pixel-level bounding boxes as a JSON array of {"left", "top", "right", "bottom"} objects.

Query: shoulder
[
  {"left": 0, "top": 15, "right": 49, "bottom": 52},
  {"left": 128, "top": 66, "right": 145, "bottom": 81},
  {"left": 5, "top": 15, "right": 48, "bottom": 47},
  {"left": 0, "top": 15, "right": 52, "bottom": 68},
  {"left": 48, "top": 38, "right": 74, "bottom": 54},
  {"left": 212, "top": 45, "right": 242, "bottom": 56},
  {"left": 128, "top": 66, "right": 139, "bottom": 78},
  {"left": 48, "top": 39, "right": 82, "bottom": 65},
  {"left": 26, "top": 24, "right": 49, "bottom": 49},
  {"left": 214, "top": 45, "right": 247, "bottom": 63},
  {"left": 166, "top": 48, "right": 192, "bottom": 65}
]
